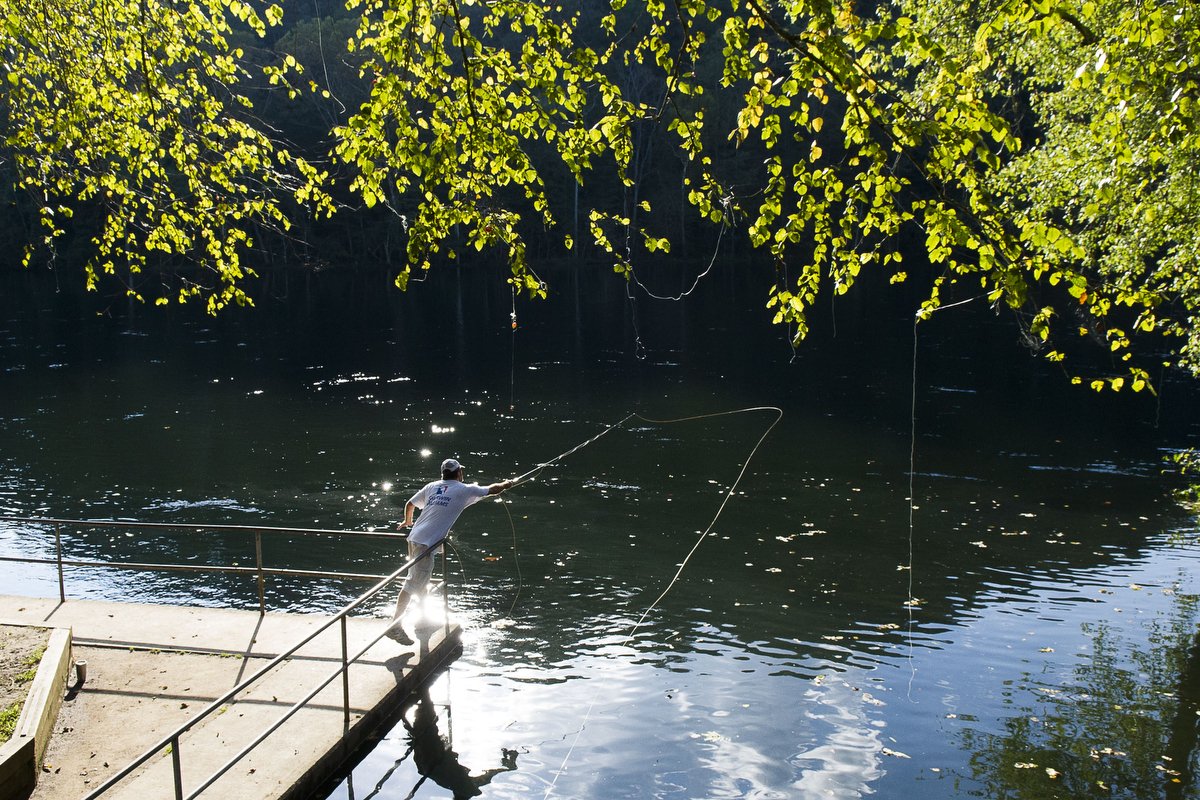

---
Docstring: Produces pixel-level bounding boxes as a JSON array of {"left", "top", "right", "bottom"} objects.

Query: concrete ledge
[{"left": 0, "top": 626, "right": 72, "bottom": 800}]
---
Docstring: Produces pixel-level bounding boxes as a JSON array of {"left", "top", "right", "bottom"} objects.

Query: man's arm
[
  {"left": 400, "top": 500, "right": 417, "bottom": 529},
  {"left": 487, "top": 480, "right": 515, "bottom": 496}
]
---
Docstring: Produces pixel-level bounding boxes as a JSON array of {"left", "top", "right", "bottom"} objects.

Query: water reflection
[
  {"left": 2, "top": 269, "right": 1200, "bottom": 798},
  {"left": 398, "top": 687, "right": 518, "bottom": 799},
  {"left": 961, "top": 590, "right": 1200, "bottom": 797},
  {"left": 790, "top": 676, "right": 887, "bottom": 799}
]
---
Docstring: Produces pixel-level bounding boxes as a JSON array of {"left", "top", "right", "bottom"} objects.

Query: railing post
[
  {"left": 254, "top": 531, "right": 265, "bottom": 615},
  {"left": 340, "top": 616, "right": 350, "bottom": 733},
  {"left": 54, "top": 524, "right": 65, "bottom": 603},
  {"left": 171, "top": 735, "right": 183, "bottom": 800},
  {"left": 441, "top": 543, "right": 450, "bottom": 640}
]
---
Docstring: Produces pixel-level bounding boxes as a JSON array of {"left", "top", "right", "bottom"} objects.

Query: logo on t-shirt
[{"left": 430, "top": 485, "right": 452, "bottom": 508}]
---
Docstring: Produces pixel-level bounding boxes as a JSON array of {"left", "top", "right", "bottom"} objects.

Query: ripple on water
[{"left": 143, "top": 498, "right": 264, "bottom": 514}]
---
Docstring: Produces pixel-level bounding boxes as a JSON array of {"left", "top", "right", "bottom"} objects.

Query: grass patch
[
  {"left": 0, "top": 644, "right": 46, "bottom": 745},
  {"left": 0, "top": 701, "right": 21, "bottom": 740},
  {"left": 16, "top": 647, "right": 44, "bottom": 685}
]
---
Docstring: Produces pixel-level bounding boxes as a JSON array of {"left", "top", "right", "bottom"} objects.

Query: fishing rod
[
  {"left": 509, "top": 406, "right": 782, "bottom": 488},
  {"left": 509, "top": 413, "right": 638, "bottom": 487}
]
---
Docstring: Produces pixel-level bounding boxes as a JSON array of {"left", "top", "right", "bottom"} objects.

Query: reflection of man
[
  {"left": 385, "top": 458, "right": 513, "bottom": 645},
  {"left": 404, "top": 688, "right": 518, "bottom": 798}
]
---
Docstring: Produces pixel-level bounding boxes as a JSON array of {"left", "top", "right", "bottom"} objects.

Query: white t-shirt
[{"left": 407, "top": 479, "right": 490, "bottom": 547}]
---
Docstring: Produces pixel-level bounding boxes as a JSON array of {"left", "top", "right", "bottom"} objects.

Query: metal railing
[
  {"left": 0, "top": 516, "right": 410, "bottom": 613},
  {"left": 0, "top": 516, "right": 455, "bottom": 799}
]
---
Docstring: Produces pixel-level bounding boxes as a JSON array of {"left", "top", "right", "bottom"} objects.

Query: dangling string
[
  {"left": 906, "top": 293, "right": 983, "bottom": 699},
  {"left": 906, "top": 313, "right": 918, "bottom": 697},
  {"left": 623, "top": 280, "right": 647, "bottom": 361},
  {"left": 509, "top": 288, "right": 518, "bottom": 412},
  {"left": 629, "top": 221, "right": 727, "bottom": 302}
]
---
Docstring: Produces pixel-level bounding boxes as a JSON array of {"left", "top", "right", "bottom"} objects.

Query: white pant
[{"left": 400, "top": 539, "right": 441, "bottom": 597}]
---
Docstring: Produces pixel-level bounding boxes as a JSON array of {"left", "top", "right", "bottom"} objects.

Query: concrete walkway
[{"left": 0, "top": 595, "right": 460, "bottom": 799}]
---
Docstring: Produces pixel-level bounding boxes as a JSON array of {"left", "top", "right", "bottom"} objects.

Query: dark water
[{"left": 2, "top": 261, "right": 1199, "bottom": 799}]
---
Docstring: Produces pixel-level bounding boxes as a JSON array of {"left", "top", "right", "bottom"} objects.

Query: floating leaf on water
[
  {"left": 1045, "top": 768, "right": 1060, "bottom": 779},
  {"left": 1014, "top": 762, "right": 1038, "bottom": 769},
  {"left": 1092, "top": 747, "right": 1126, "bottom": 758},
  {"left": 882, "top": 748, "right": 910, "bottom": 759},
  {"left": 1039, "top": 647, "right": 1054, "bottom": 653}
]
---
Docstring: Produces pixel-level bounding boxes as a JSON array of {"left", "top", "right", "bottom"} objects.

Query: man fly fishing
[{"left": 385, "top": 458, "right": 514, "bottom": 645}]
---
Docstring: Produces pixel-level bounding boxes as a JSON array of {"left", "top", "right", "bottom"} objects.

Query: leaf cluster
[{"left": 1, "top": 0, "right": 333, "bottom": 310}]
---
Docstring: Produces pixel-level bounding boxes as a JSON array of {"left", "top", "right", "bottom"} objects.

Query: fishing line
[
  {"left": 620, "top": 407, "right": 782, "bottom": 632},
  {"left": 500, "top": 498, "right": 523, "bottom": 619},
  {"left": 510, "top": 405, "right": 782, "bottom": 798},
  {"left": 490, "top": 412, "right": 651, "bottom": 621}
]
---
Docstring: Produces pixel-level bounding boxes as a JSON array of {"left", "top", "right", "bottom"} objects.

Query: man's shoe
[{"left": 384, "top": 623, "right": 413, "bottom": 645}]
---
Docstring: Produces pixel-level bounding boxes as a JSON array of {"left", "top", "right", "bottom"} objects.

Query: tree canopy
[
  {"left": 2, "top": 0, "right": 1198, "bottom": 387},
  {"left": 0, "top": 0, "right": 333, "bottom": 311}
]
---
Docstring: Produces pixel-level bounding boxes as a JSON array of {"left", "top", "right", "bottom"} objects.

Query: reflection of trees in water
[{"left": 963, "top": 593, "right": 1200, "bottom": 799}]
